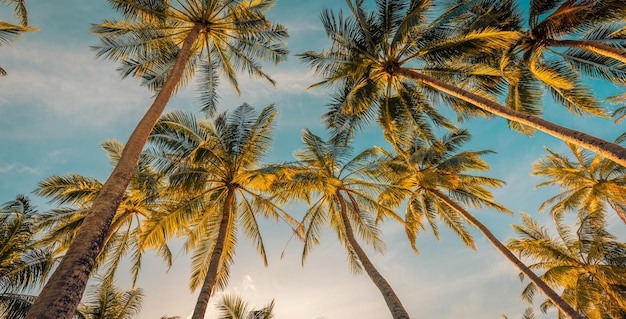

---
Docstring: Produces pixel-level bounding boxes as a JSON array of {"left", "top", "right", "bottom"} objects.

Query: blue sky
[{"left": 1, "top": 1, "right": 625, "bottom": 318}]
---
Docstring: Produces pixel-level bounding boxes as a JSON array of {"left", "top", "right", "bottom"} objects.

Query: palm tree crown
[
  {"left": 143, "top": 104, "right": 299, "bottom": 319},
  {"left": 532, "top": 138, "right": 626, "bottom": 225},
  {"left": 508, "top": 213, "right": 626, "bottom": 319},
  {"left": 273, "top": 130, "right": 409, "bottom": 319},
  {"left": 300, "top": 0, "right": 626, "bottom": 167}
]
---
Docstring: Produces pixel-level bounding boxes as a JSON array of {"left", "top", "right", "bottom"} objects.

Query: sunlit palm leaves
[
  {"left": 0, "top": 0, "right": 37, "bottom": 76},
  {"left": 143, "top": 104, "right": 298, "bottom": 319},
  {"left": 508, "top": 213, "right": 626, "bottom": 319},
  {"left": 299, "top": 0, "right": 520, "bottom": 138},
  {"left": 0, "top": 196, "right": 56, "bottom": 319},
  {"left": 77, "top": 279, "right": 144, "bottom": 319},
  {"left": 377, "top": 128, "right": 510, "bottom": 251},
  {"left": 532, "top": 138, "right": 626, "bottom": 224},
  {"left": 217, "top": 293, "right": 275, "bottom": 319},
  {"left": 34, "top": 140, "right": 168, "bottom": 285},
  {"left": 91, "top": 0, "right": 289, "bottom": 115},
  {"left": 272, "top": 130, "right": 409, "bottom": 319}
]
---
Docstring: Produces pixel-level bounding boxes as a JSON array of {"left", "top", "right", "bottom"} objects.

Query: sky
[{"left": 1, "top": 1, "right": 625, "bottom": 318}]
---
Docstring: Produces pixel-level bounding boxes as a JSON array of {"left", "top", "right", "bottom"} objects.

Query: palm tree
[
  {"left": 376, "top": 128, "right": 584, "bottom": 319},
  {"left": 299, "top": 0, "right": 626, "bottom": 167},
  {"left": 217, "top": 293, "right": 275, "bottom": 319},
  {"left": 142, "top": 104, "right": 299, "bottom": 319},
  {"left": 0, "top": 0, "right": 37, "bottom": 76},
  {"left": 453, "top": 0, "right": 626, "bottom": 136},
  {"left": 532, "top": 137, "right": 626, "bottom": 225},
  {"left": 34, "top": 140, "right": 170, "bottom": 285},
  {"left": 508, "top": 212, "right": 626, "bottom": 319},
  {"left": 0, "top": 196, "right": 56, "bottom": 319},
  {"left": 28, "top": 1, "right": 288, "bottom": 318},
  {"left": 272, "top": 129, "right": 409, "bottom": 319},
  {"left": 76, "top": 279, "right": 144, "bottom": 319}
]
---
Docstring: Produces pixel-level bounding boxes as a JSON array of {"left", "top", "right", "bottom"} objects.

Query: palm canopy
[
  {"left": 532, "top": 136, "right": 626, "bottom": 224},
  {"left": 76, "top": 279, "right": 144, "bottom": 319},
  {"left": 300, "top": 0, "right": 626, "bottom": 168},
  {"left": 34, "top": 140, "right": 169, "bottom": 286},
  {"left": 91, "top": 0, "right": 289, "bottom": 115},
  {"left": 376, "top": 128, "right": 510, "bottom": 252},
  {"left": 455, "top": 0, "right": 626, "bottom": 129},
  {"left": 216, "top": 293, "right": 275, "bottom": 319},
  {"left": 143, "top": 104, "right": 299, "bottom": 318},
  {"left": 271, "top": 129, "right": 409, "bottom": 318},
  {"left": 1, "top": 0, "right": 37, "bottom": 76},
  {"left": 508, "top": 213, "right": 626, "bottom": 319},
  {"left": 300, "top": 0, "right": 515, "bottom": 136},
  {"left": 274, "top": 129, "right": 400, "bottom": 269},
  {"left": 0, "top": 196, "right": 56, "bottom": 319}
]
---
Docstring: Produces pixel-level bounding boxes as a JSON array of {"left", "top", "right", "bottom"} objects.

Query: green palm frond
[{"left": 92, "top": 0, "right": 288, "bottom": 107}]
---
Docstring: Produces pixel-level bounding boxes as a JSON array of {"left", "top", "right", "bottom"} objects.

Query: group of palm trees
[{"left": 1, "top": 0, "right": 626, "bottom": 318}]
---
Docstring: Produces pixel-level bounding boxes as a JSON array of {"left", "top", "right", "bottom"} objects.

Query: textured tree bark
[
  {"left": 430, "top": 188, "right": 585, "bottom": 319},
  {"left": 26, "top": 24, "right": 203, "bottom": 319},
  {"left": 338, "top": 194, "right": 411, "bottom": 319},
  {"left": 191, "top": 186, "right": 235, "bottom": 319},
  {"left": 397, "top": 68, "right": 626, "bottom": 169}
]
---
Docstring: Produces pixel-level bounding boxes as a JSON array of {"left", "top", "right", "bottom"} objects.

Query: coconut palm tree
[
  {"left": 376, "top": 128, "right": 584, "bottom": 319},
  {"left": 76, "top": 279, "right": 144, "bottom": 319},
  {"left": 0, "top": 196, "right": 56, "bottom": 319},
  {"left": 217, "top": 293, "right": 275, "bottom": 319},
  {"left": 142, "top": 104, "right": 299, "bottom": 319},
  {"left": 34, "top": 140, "right": 170, "bottom": 285},
  {"left": 532, "top": 136, "right": 626, "bottom": 225},
  {"left": 28, "top": 1, "right": 288, "bottom": 318},
  {"left": 272, "top": 129, "right": 408, "bottom": 319},
  {"left": 508, "top": 212, "right": 626, "bottom": 319},
  {"left": 453, "top": 0, "right": 626, "bottom": 134},
  {"left": 0, "top": 0, "right": 37, "bottom": 76},
  {"left": 299, "top": 0, "right": 626, "bottom": 167}
]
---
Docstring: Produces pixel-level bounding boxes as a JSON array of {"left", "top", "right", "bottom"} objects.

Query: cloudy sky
[{"left": 1, "top": 1, "right": 625, "bottom": 318}]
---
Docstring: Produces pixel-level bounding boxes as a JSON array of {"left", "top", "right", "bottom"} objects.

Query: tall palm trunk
[
  {"left": 545, "top": 39, "right": 626, "bottom": 64},
  {"left": 428, "top": 188, "right": 585, "bottom": 319},
  {"left": 394, "top": 67, "right": 626, "bottom": 168},
  {"left": 338, "top": 195, "right": 410, "bottom": 319},
  {"left": 191, "top": 186, "right": 236, "bottom": 319},
  {"left": 26, "top": 25, "right": 204, "bottom": 319}
]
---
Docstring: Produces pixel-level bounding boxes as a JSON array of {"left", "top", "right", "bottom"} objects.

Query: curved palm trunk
[
  {"left": 338, "top": 196, "right": 410, "bottom": 319},
  {"left": 546, "top": 39, "right": 626, "bottom": 64},
  {"left": 395, "top": 68, "right": 626, "bottom": 169},
  {"left": 428, "top": 188, "right": 585, "bottom": 319},
  {"left": 26, "top": 25, "right": 204, "bottom": 319},
  {"left": 191, "top": 186, "right": 236, "bottom": 319}
]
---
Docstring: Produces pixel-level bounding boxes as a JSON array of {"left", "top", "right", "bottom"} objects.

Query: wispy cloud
[{"left": 0, "top": 163, "right": 38, "bottom": 174}]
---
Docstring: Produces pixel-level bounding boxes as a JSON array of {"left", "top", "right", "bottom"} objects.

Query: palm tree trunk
[
  {"left": 546, "top": 39, "right": 626, "bottom": 64},
  {"left": 338, "top": 196, "right": 410, "bottom": 319},
  {"left": 395, "top": 67, "right": 626, "bottom": 169},
  {"left": 26, "top": 24, "right": 204, "bottom": 319},
  {"left": 429, "top": 188, "right": 585, "bottom": 319},
  {"left": 191, "top": 186, "right": 236, "bottom": 319}
]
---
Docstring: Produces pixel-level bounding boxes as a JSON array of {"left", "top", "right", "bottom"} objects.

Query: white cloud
[{"left": 0, "top": 163, "right": 38, "bottom": 174}]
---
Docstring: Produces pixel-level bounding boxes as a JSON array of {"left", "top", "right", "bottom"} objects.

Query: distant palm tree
[
  {"left": 299, "top": 0, "right": 626, "bottom": 167},
  {"left": 532, "top": 137, "right": 626, "bottom": 225},
  {"left": 34, "top": 140, "right": 170, "bottom": 285},
  {"left": 76, "top": 279, "right": 144, "bottom": 319},
  {"left": 28, "top": 1, "right": 288, "bottom": 318},
  {"left": 376, "top": 128, "right": 583, "bottom": 319},
  {"left": 0, "top": 0, "right": 37, "bottom": 76},
  {"left": 0, "top": 196, "right": 56, "bottom": 319},
  {"left": 217, "top": 293, "right": 275, "bottom": 319},
  {"left": 143, "top": 104, "right": 299, "bottom": 319},
  {"left": 508, "top": 213, "right": 626, "bottom": 319},
  {"left": 273, "top": 130, "right": 408, "bottom": 319}
]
